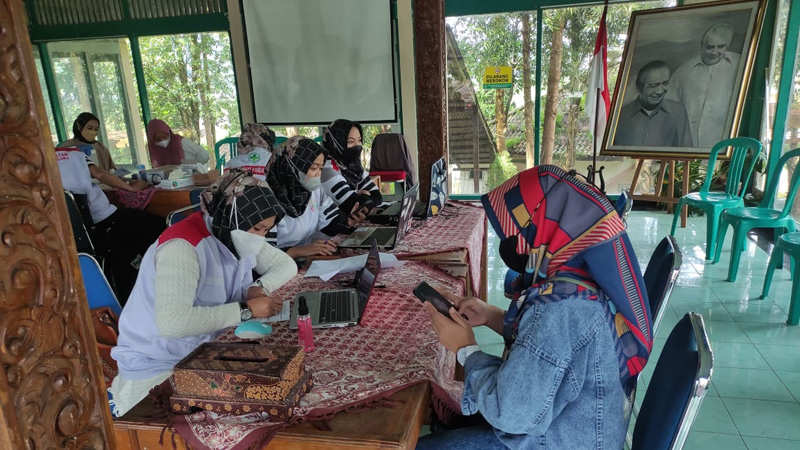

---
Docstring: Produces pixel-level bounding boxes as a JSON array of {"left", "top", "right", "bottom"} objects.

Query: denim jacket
[{"left": 462, "top": 297, "right": 627, "bottom": 449}]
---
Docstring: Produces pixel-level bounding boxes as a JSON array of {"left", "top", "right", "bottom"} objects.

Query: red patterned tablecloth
[
  {"left": 167, "top": 261, "right": 465, "bottom": 450},
  {"left": 104, "top": 187, "right": 156, "bottom": 210},
  {"left": 341, "top": 201, "right": 486, "bottom": 296}
]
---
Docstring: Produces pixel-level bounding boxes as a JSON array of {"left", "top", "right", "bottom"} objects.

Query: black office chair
[
  {"left": 644, "top": 236, "right": 682, "bottom": 338},
  {"left": 64, "top": 190, "right": 96, "bottom": 256},
  {"left": 630, "top": 312, "right": 713, "bottom": 450}
]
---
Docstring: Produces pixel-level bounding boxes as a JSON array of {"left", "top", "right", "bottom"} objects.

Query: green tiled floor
[{"left": 475, "top": 210, "right": 800, "bottom": 449}]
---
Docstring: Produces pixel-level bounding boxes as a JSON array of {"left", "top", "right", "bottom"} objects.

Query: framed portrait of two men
[{"left": 602, "top": 0, "right": 766, "bottom": 159}]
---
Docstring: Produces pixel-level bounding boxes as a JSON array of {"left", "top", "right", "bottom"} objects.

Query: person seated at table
[
  {"left": 321, "top": 119, "right": 381, "bottom": 215},
  {"left": 109, "top": 169, "right": 297, "bottom": 417},
  {"left": 55, "top": 146, "right": 166, "bottom": 302},
  {"left": 417, "top": 165, "right": 652, "bottom": 450},
  {"left": 224, "top": 123, "right": 276, "bottom": 180},
  {"left": 266, "top": 136, "right": 363, "bottom": 259},
  {"left": 61, "top": 112, "right": 149, "bottom": 192},
  {"left": 146, "top": 119, "right": 210, "bottom": 168}
]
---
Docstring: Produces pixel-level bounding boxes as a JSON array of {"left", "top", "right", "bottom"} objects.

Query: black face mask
[
  {"left": 342, "top": 145, "right": 362, "bottom": 163},
  {"left": 499, "top": 234, "right": 528, "bottom": 274}
]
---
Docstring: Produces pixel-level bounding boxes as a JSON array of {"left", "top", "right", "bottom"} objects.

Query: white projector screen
[{"left": 241, "top": 0, "right": 397, "bottom": 125}]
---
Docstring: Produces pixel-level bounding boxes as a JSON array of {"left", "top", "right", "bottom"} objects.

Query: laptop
[
  {"left": 289, "top": 240, "right": 381, "bottom": 329},
  {"left": 339, "top": 184, "right": 418, "bottom": 249},
  {"left": 375, "top": 157, "right": 448, "bottom": 219}
]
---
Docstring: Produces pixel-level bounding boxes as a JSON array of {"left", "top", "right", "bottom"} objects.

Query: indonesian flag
[{"left": 587, "top": 5, "right": 610, "bottom": 153}]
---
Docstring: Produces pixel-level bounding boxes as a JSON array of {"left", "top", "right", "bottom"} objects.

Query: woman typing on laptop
[
  {"left": 109, "top": 170, "right": 297, "bottom": 417},
  {"left": 266, "top": 136, "right": 364, "bottom": 259},
  {"left": 417, "top": 166, "right": 651, "bottom": 449}
]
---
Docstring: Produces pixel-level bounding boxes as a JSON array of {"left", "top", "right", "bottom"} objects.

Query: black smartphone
[{"left": 413, "top": 281, "right": 456, "bottom": 320}]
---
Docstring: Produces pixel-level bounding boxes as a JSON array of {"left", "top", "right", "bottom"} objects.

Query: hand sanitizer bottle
[{"left": 297, "top": 296, "right": 315, "bottom": 352}]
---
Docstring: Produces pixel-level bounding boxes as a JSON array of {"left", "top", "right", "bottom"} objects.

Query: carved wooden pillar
[
  {"left": 0, "top": 0, "right": 115, "bottom": 448},
  {"left": 413, "top": 0, "right": 447, "bottom": 202}
]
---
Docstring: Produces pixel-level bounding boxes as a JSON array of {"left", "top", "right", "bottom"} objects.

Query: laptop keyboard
[
  {"left": 367, "top": 227, "right": 396, "bottom": 245},
  {"left": 319, "top": 291, "right": 352, "bottom": 323}
]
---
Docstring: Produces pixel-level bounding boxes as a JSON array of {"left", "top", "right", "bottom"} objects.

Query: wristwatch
[{"left": 239, "top": 302, "right": 253, "bottom": 321}]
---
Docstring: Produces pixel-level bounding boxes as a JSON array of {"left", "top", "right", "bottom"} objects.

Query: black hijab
[
  {"left": 323, "top": 119, "right": 365, "bottom": 188},
  {"left": 266, "top": 137, "right": 325, "bottom": 218},
  {"left": 72, "top": 112, "right": 99, "bottom": 144},
  {"left": 200, "top": 169, "right": 285, "bottom": 256}
]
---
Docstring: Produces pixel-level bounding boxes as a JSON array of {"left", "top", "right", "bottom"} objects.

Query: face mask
[
  {"left": 499, "top": 234, "right": 529, "bottom": 274},
  {"left": 156, "top": 138, "right": 170, "bottom": 148},
  {"left": 342, "top": 145, "right": 362, "bottom": 163},
  {"left": 230, "top": 229, "right": 267, "bottom": 258},
  {"left": 298, "top": 172, "right": 322, "bottom": 191}
]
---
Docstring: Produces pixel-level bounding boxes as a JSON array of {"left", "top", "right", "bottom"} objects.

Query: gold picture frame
[{"left": 601, "top": 0, "right": 766, "bottom": 159}]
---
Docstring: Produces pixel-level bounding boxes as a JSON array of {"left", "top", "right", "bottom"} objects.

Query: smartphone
[{"left": 413, "top": 282, "right": 456, "bottom": 320}]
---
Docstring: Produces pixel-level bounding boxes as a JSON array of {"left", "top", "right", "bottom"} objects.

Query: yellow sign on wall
[{"left": 483, "top": 66, "right": 513, "bottom": 89}]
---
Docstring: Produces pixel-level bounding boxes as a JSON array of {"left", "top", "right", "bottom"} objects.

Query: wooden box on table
[{"left": 169, "top": 343, "right": 312, "bottom": 422}]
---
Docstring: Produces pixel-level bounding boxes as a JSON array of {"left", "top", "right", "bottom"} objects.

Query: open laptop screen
[
  {"left": 356, "top": 240, "right": 381, "bottom": 313},
  {"left": 428, "top": 157, "right": 448, "bottom": 216}
]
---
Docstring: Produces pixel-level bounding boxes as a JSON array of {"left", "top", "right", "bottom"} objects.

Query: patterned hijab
[
  {"left": 266, "top": 136, "right": 325, "bottom": 217},
  {"left": 322, "top": 119, "right": 364, "bottom": 187},
  {"left": 482, "top": 165, "right": 652, "bottom": 391},
  {"left": 72, "top": 112, "right": 99, "bottom": 144},
  {"left": 201, "top": 169, "right": 285, "bottom": 256},
  {"left": 238, "top": 123, "right": 276, "bottom": 154},
  {"left": 147, "top": 119, "right": 185, "bottom": 167}
]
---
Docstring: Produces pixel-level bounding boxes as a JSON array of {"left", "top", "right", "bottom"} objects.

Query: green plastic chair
[
  {"left": 214, "top": 137, "right": 239, "bottom": 169},
  {"left": 761, "top": 232, "right": 800, "bottom": 325},
  {"left": 670, "top": 137, "right": 762, "bottom": 260},
  {"left": 714, "top": 147, "right": 800, "bottom": 282}
]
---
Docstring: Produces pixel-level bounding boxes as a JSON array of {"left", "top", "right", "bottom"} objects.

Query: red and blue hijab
[{"left": 482, "top": 165, "right": 652, "bottom": 389}]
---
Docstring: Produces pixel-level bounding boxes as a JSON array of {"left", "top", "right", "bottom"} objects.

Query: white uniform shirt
[
  {"left": 56, "top": 148, "right": 117, "bottom": 223},
  {"left": 180, "top": 137, "right": 210, "bottom": 166},
  {"left": 268, "top": 189, "right": 339, "bottom": 248},
  {"left": 223, "top": 148, "right": 272, "bottom": 181}
]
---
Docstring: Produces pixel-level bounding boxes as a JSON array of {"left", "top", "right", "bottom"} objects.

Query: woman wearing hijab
[
  {"left": 109, "top": 169, "right": 297, "bottom": 417},
  {"left": 417, "top": 166, "right": 652, "bottom": 450},
  {"left": 61, "top": 112, "right": 148, "bottom": 192},
  {"left": 224, "top": 123, "right": 277, "bottom": 180},
  {"left": 146, "top": 119, "right": 210, "bottom": 168},
  {"left": 321, "top": 119, "right": 382, "bottom": 215},
  {"left": 266, "top": 136, "right": 361, "bottom": 259}
]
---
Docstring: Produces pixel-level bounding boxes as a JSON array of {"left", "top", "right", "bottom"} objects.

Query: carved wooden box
[{"left": 169, "top": 343, "right": 312, "bottom": 421}]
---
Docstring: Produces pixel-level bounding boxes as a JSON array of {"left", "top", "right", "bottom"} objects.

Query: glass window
[
  {"left": 446, "top": 2, "right": 674, "bottom": 196},
  {"left": 48, "top": 38, "right": 145, "bottom": 167},
  {"left": 139, "top": 32, "right": 240, "bottom": 165},
  {"left": 761, "top": 0, "right": 791, "bottom": 195},
  {"left": 446, "top": 12, "right": 537, "bottom": 195},
  {"left": 32, "top": 47, "right": 59, "bottom": 146},
  {"left": 774, "top": 3, "right": 800, "bottom": 221}
]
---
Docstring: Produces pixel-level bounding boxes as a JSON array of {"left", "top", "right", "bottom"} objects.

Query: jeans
[{"left": 416, "top": 425, "right": 508, "bottom": 450}]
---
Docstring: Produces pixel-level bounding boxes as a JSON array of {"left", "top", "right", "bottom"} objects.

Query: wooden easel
[{"left": 629, "top": 157, "right": 691, "bottom": 228}]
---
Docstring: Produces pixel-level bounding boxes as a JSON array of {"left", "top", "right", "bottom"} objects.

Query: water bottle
[{"left": 137, "top": 164, "right": 147, "bottom": 182}]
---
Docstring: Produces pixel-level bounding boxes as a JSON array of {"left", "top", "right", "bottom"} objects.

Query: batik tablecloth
[
  {"left": 104, "top": 187, "right": 156, "bottom": 210},
  {"left": 167, "top": 261, "right": 464, "bottom": 450},
  {"left": 340, "top": 201, "right": 486, "bottom": 296}
]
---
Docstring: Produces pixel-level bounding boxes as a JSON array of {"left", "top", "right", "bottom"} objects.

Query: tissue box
[
  {"left": 169, "top": 343, "right": 312, "bottom": 420},
  {"left": 158, "top": 177, "right": 194, "bottom": 189}
]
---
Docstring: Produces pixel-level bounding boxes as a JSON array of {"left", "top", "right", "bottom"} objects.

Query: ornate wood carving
[
  {"left": 0, "top": 0, "right": 115, "bottom": 448},
  {"left": 413, "top": 0, "right": 447, "bottom": 202}
]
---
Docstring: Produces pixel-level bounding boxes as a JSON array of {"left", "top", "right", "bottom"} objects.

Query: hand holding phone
[{"left": 414, "top": 282, "right": 460, "bottom": 320}]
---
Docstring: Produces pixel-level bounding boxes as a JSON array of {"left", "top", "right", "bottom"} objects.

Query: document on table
[
  {"left": 306, "top": 253, "right": 405, "bottom": 281},
  {"left": 257, "top": 300, "right": 291, "bottom": 323}
]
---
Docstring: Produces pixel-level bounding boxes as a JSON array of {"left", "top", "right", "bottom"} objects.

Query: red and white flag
[{"left": 587, "top": 5, "right": 610, "bottom": 153}]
